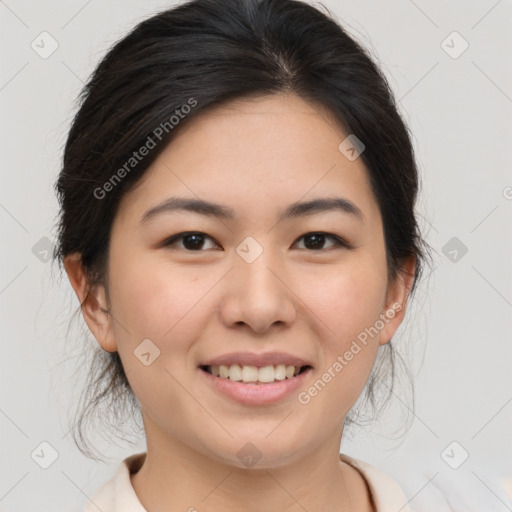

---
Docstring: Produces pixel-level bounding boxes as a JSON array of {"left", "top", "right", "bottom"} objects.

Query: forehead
[{"left": 116, "top": 93, "right": 382, "bottom": 231}]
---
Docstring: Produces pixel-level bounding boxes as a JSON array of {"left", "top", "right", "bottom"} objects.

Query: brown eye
[
  {"left": 163, "top": 232, "right": 220, "bottom": 251},
  {"left": 294, "top": 232, "right": 351, "bottom": 251},
  {"left": 162, "top": 231, "right": 352, "bottom": 252}
]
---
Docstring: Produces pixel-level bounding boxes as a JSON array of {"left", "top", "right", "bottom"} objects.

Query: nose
[{"left": 218, "top": 250, "right": 297, "bottom": 334}]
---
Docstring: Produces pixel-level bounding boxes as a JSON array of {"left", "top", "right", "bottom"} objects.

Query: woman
[{"left": 53, "top": 0, "right": 432, "bottom": 510}]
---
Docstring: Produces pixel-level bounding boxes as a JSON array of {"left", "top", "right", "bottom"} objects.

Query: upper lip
[{"left": 199, "top": 351, "right": 313, "bottom": 368}]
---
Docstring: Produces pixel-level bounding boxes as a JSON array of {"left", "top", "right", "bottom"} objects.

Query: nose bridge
[
  {"left": 234, "top": 235, "right": 283, "bottom": 296},
  {"left": 220, "top": 235, "right": 296, "bottom": 331}
]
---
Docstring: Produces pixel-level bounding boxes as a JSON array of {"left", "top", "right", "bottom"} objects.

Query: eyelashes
[{"left": 161, "top": 231, "right": 354, "bottom": 252}]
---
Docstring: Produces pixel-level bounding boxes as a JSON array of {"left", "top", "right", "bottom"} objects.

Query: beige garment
[{"left": 84, "top": 451, "right": 412, "bottom": 512}]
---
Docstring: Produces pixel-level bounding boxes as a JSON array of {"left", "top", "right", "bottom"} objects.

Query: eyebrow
[{"left": 139, "top": 196, "right": 364, "bottom": 224}]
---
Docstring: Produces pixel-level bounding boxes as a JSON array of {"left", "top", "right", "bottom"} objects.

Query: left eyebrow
[{"left": 139, "top": 196, "right": 365, "bottom": 224}]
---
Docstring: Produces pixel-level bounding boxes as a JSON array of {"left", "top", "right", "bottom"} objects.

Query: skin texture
[{"left": 65, "top": 93, "right": 415, "bottom": 511}]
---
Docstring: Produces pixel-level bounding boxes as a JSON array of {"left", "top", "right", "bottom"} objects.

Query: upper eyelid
[{"left": 163, "top": 231, "right": 351, "bottom": 249}]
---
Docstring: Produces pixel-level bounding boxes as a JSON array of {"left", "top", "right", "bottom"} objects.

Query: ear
[
  {"left": 378, "top": 255, "right": 416, "bottom": 346},
  {"left": 63, "top": 252, "right": 117, "bottom": 353}
]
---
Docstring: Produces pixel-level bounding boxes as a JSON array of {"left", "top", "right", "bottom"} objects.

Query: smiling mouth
[{"left": 199, "top": 364, "right": 312, "bottom": 384}]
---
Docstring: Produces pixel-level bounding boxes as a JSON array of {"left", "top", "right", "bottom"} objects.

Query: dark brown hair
[{"left": 53, "top": 0, "right": 433, "bottom": 460}]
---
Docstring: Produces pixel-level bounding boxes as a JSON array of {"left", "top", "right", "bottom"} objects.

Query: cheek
[
  {"left": 108, "top": 261, "right": 204, "bottom": 414},
  {"left": 108, "top": 254, "right": 227, "bottom": 390},
  {"left": 302, "top": 260, "right": 387, "bottom": 342},
  {"left": 109, "top": 251, "right": 203, "bottom": 338},
  {"left": 298, "top": 259, "right": 387, "bottom": 399}
]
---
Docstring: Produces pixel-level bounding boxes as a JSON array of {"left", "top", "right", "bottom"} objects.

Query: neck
[{"left": 130, "top": 418, "right": 373, "bottom": 511}]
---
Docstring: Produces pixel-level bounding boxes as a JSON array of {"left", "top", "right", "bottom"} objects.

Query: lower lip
[{"left": 198, "top": 367, "right": 313, "bottom": 405}]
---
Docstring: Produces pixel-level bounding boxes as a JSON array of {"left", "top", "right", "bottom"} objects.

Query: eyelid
[
  {"left": 162, "top": 231, "right": 221, "bottom": 250},
  {"left": 162, "top": 231, "right": 355, "bottom": 251}
]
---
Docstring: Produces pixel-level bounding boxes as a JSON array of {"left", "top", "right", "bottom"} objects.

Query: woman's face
[{"left": 69, "top": 93, "right": 413, "bottom": 468}]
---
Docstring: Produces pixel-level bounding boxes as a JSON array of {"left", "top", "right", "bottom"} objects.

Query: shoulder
[
  {"left": 84, "top": 453, "right": 147, "bottom": 512},
  {"left": 341, "top": 453, "right": 412, "bottom": 512}
]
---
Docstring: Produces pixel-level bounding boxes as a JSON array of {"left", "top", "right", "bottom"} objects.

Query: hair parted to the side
[{"left": 52, "top": 0, "right": 433, "bottom": 460}]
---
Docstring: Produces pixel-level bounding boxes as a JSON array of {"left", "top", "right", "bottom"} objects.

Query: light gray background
[{"left": 1, "top": 1, "right": 511, "bottom": 511}]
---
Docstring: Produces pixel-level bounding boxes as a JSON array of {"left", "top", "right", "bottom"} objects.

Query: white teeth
[
  {"left": 241, "top": 365, "right": 259, "bottom": 382},
  {"left": 274, "top": 364, "right": 287, "bottom": 380},
  {"left": 228, "top": 364, "right": 242, "bottom": 381},
  {"left": 258, "top": 365, "right": 276, "bottom": 383},
  {"left": 206, "top": 364, "right": 305, "bottom": 383}
]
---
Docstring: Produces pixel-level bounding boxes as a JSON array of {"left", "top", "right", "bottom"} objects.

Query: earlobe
[
  {"left": 378, "top": 256, "right": 416, "bottom": 346},
  {"left": 63, "top": 253, "right": 117, "bottom": 353}
]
